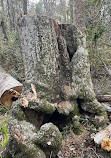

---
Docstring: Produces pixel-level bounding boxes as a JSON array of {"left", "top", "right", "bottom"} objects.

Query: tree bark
[
  {"left": 23, "top": 0, "right": 27, "bottom": 15},
  {"left": 0, "top": 19, "right": 8, "bottom": 41},
  {"left": 6, "top": 0, "right": 13, "bottom": 30},
  {"left": 0, "top": 67, "right": 23, "bottom": 107},
  {"left": 0, "top": 0, "right": 8, "bottom": 40},
  {"left": 1, "top": 0, "right": 4, "bottom": 13},
  {"left": 18, "top": 15, "right": 107, "bottom": 124}
]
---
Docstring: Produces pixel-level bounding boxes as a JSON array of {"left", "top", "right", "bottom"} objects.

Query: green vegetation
[
  {"left": 0, "top": 118, "right": 10, "bottom": 158},
  {"left": 0, "top": 30, "right": 24, "bottom": 82},
  {"left": 0, "top": 105, "right": 10, "bottom": 157},
  {"left": 85, "top": 0, "right": 111, "bottom": 95},
  {"left": 0, "top": 119, "right": 9, "bottom": 148}
]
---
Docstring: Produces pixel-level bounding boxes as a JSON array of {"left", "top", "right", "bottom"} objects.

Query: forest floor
[
  {"left": 58, "top": 122, "right": 111, "bottom": 158},
  {"left": 0, "top": 70, "right": 111, "bottom": 158},
  {"left": 57, "top": 70, "right": 111, "bottom": 158},
  {"left": 0, "top": 107, "right": 111, "bottom": 158}
]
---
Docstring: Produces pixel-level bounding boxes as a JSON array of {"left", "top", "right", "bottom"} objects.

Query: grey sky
[{"left": 29, "top": 0, "right": 39, "bottom": 3}]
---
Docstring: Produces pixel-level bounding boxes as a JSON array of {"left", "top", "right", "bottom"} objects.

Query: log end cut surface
[{"left": 0, "top": 67, "right": 23, "bottom": 107}]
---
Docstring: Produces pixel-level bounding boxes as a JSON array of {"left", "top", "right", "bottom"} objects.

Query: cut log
[
  {"left": 96, "top": 95, "right": 111, "bottom": 102},
  {"left": 93, "top": 124, "right": 111, "bottom": 151},
  {"left": 0, "top": 67, "right": 23, "bottom": 107}
]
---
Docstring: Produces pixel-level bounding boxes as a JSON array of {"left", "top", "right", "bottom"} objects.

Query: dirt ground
[
  {"left": 0, "top": 112, "right": 111, "bottom": 158},
  {"left": 0, "top": 95, "right": 111, "bottom": 158},
  {"left": 58, "top": 123, "right": 111, "bottom": 158}
]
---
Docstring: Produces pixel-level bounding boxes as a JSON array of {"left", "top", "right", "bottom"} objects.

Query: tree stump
[
  {"left": 18, "top": 15, "right": 107, "bottom": 122},
  {"left": 2, "top": 15, "right": 107, "bottom": 158}
]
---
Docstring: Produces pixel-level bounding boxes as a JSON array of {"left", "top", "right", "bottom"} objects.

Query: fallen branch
[
  {"left": 96, "top": 51, "right": 111, "bottom": 77},
  {"left": 102, "top": 42, "right": 111, "bottom": 47},
  {"left": 81, "top": 147, "right": 100, "bottom": 158},
  {"left": 101, "top": 57, "right": 111, "bottom": 77},
  {"left": 96, "top": 95, "right": 111, "bottom": 102}
]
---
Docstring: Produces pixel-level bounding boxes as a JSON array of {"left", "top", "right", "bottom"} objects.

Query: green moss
[
  {"left": 0, "top": 104, "right": 10, "bottom": 114},
  {"left": 72, "top": 116, "right": 82, "bottom": 135},
  {"left": 35, "top": 84, "right": 52, "bottom": 99},
  {"left": 20, "top": 144, "right": 46, "bottom": 158},
  {"left": 28, "top": 99, "right": 56, "bottom": 114},
  {"left": 11, "top": 104, "right": 27, "bottom": 121},
  {"left": 73, "top": 126, "right": 82, "bottom": 135},
  {"left": 35, "top": 123, "right": 62, "bottom": 157},
  {"left": 73, "top": 101, "right": 80, "bottom": 116},
  {"left": 36, "top": 123, "right": 62, "bottom": 148},
  {"left": 81, "top": 99, "right": 107, "bottom": 114}
]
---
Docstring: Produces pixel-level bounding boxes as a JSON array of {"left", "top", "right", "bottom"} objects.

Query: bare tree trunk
[
  {"left": 23, "top": 0, "right": 27, "bottom": 15},
  {"left": 0, "top": 0, "right": 8, "bottom": 40},
  {"left": 69, "top": 0, "right": 85, "bottom": 34},
  {"left": 6, "top": 0, "right": 13, "bottom": 30},
  {"left": 69, "top": 0, "right": 74, "bottom": 23},
  {"left": 42, "top": 0, "right": 56, "bottom": 18},
  {"left": 10, "top": 0, "right": 16, "bottom": 28},
  {"left": 1, "top": 0, "right": 4, "bottom": 13},
  {"left": 0, "top": 19, "right": 8, "bottom": 40}
]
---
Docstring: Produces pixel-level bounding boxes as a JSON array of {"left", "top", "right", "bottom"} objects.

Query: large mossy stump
[{"left": 2, "top": 15, "right": 107, "bottom": 158}]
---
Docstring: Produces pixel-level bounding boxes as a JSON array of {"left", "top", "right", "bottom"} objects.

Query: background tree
[
  {"left": 85, "top": 0, "right": 111, "bottom": 94},
  {"left": 23, "top": 0, "right": 27, "bottom": 15},
  {"left": 0, "top": 0, "right": 8, "bottom": 40}
]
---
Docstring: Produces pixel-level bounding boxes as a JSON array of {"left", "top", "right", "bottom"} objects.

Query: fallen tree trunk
[
  {"left": 96, "top": 95, "right": 111, "bottom": 102},
  {"left": 0, "top": 67, "right": 23, "bottom": 107}
]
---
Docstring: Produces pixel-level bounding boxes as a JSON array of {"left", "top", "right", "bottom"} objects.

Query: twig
[
  {"left": 101, "top": 57, "right": 111, "bottom": 77},
  {"left": 81, "top": 147, "right": 100, "bottom": 158},
  {"left": 96, "top": 50, "right": 111, "bottom": 77},
  {"left": 50, "top": 151, "right": 53, "bottom": 158},
  {"left": 101, "top": 42, "right": 111, "bottom": 47}
]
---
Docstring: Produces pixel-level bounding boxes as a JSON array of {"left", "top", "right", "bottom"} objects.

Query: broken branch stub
[
  {"left": 0, "top": 67, "right": 23, "bottom": 107},
  {"left": 96, "top": 95, "right": 111, "bottom": 102}
]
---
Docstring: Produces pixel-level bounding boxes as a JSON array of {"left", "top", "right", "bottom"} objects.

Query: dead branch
[
  {"left": 101, "top": 57, "right": 111, "bottom": 77},
  {"left": 96, "top": 95, "right": 111, "bottom": 102}
]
